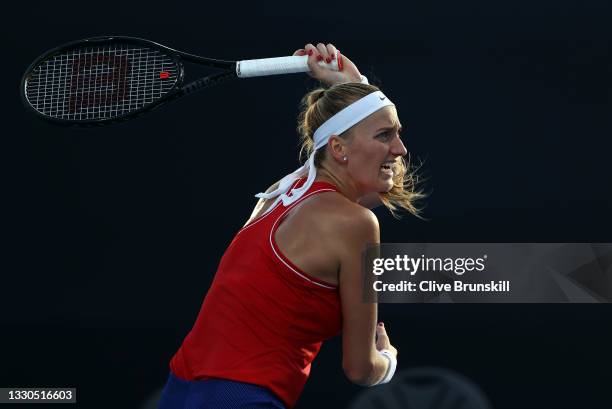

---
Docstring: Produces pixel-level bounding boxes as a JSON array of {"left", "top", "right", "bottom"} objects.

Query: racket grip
[{"left": 236, "top": 55, "right": 339, "bottom": 78}]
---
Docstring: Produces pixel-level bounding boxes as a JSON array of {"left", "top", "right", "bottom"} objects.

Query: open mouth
[{"left": 380, "top": 163, "right": 394, "bottom": 176}]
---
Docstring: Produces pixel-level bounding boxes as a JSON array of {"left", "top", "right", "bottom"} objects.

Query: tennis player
[{"left": 158, "top": 43, "right": 422, "bottom": 409}]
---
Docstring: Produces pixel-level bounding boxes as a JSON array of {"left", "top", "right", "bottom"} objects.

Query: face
[{"left": 343, "top": 106, "right": 407, "bottom": 195}]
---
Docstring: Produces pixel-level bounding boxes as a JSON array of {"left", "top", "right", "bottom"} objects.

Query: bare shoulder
[{"left": 303, "top": 192, "right": 380, "bottom": 242}]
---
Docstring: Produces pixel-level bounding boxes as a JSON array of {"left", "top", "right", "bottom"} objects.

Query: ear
[{"left": 327, "top": 135, "right": 348, "bottom": 163}]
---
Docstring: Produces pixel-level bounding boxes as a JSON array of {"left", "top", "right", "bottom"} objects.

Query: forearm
[
  {"left": 347, "top": 349, "right": 396, "bottom": 386},
  {"left": 365, "top": 350, "right": 392, "bottom": 386},
  {"left": 368, "top": 349, "right": 397, "bottom": 386}
]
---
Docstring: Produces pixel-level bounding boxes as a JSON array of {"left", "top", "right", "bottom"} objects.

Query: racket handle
[{"left": 236, "top": 55, "right": 339, "bottom": 78}]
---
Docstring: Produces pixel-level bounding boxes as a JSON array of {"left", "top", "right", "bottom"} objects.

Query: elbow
[{"left": 343, "top": 360, "right": 375, "bottom": 386}]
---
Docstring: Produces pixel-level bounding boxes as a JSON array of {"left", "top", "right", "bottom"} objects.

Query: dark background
[{"left": 3, "top": 0, "right": 611, "bottom": 408}]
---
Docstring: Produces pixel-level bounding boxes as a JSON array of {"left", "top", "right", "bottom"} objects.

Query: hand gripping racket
[{"left": 20, "top": 36, "right": 341, "bottom": 126}]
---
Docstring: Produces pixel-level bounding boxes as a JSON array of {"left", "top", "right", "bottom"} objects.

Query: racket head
[{"left": 21, "top": 36, "right": 186, "bottom": 126}]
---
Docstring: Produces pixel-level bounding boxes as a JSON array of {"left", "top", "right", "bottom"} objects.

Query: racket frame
[{"left": 20, "top": 36, "right": 237, "bottom": 126}]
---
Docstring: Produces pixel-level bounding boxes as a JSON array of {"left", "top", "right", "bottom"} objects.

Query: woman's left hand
[{"left": 293, "top": 43, "right": 362, "bottom": 87}]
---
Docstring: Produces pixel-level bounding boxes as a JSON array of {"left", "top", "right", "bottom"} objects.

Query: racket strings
[{"left": 25, "top": 44, "right": 179, "bottom": 121}]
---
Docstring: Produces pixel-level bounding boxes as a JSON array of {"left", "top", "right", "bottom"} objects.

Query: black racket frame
[{"left": 20, "top": 36, "right": 238, "bottom": 126}]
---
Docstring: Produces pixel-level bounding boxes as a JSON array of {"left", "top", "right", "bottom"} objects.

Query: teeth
[{"left": 381, "top": 163, "right": 393, "bottom": 174}]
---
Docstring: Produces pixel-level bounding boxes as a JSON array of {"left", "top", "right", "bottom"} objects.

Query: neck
[{"left": 315, "top": 165, "right": 361, "bottom": 202}]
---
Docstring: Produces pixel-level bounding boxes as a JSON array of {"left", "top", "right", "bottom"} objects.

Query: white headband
[{"left": 255, "top": 90, "right": 395, "bottom": 210}]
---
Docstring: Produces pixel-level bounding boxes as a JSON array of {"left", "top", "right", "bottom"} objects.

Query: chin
[{"left": 377, "top": 179, "right": 394, "bottom": 193}]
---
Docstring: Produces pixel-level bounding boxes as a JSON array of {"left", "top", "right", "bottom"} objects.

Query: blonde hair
[{"left": 296, "top": 83, "right": 425, "bottom": 218}]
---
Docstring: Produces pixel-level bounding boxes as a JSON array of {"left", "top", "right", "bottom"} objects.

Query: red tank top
[{"left": 170, "top": 179, "right": 343, "bottom": 408}]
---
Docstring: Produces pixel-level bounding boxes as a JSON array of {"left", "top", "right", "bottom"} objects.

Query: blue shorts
[{"left": 158, "top": 372, "right": 287, "bottom": 409}]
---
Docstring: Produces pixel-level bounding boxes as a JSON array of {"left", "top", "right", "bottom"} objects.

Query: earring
[{"left": 342, "top": 156, "right": 348, "bottom": 162}]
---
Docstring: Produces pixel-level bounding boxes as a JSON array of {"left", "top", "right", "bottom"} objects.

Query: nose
[{"left": 390, "top": 135, "right": 407, "bottom": 157}]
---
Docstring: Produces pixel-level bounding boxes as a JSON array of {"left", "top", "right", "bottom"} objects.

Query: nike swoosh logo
[{"left": 379, "top": 96, "right": 386, "bottom": 100}]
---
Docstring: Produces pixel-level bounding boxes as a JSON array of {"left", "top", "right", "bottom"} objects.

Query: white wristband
[
  {"left": 360, "top": 75, "right": 369, "bottom": 84},
  {"left": 374, "top": 349, "right": 397, "bottom": 385}
]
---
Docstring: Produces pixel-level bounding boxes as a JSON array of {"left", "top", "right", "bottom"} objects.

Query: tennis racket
[{"left": 21, "top": 36, "right": 341, "bottom": 126}]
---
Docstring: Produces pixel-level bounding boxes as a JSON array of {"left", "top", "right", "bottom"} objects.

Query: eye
[{"left": 375, "top": 131, "right": 392, "bottom": 141}]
